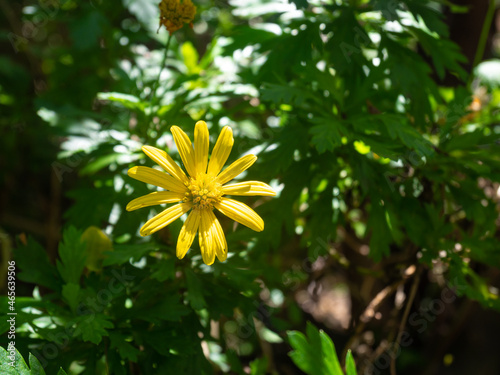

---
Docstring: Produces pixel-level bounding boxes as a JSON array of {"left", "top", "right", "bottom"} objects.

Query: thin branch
[
  {"left": 342, "top": 265, "right": 417, "bottom": 361},
  {"left": 470, "top": 0, "right": 496, "bottom": 73},
  {"left": 149, "top": 33, "right": 173, "bottom": 112},
  {"left": 390, "top": 266, "right": 422, "bottom": 375}
]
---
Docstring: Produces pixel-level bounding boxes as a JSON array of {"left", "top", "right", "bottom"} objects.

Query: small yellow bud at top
[{"left": 158, "top": 0, "right": 196, "bottom": 34}]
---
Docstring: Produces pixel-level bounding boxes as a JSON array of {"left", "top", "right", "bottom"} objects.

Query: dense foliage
[{"left": 1, "top": 0, "right": 499, "bottom": 374}]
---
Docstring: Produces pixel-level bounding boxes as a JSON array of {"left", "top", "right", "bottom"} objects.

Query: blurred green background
[{"left": 1, "top": 0, "right": 500, "bottom": 374}]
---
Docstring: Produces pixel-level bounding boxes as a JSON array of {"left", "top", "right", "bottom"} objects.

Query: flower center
[{"left": 183, "top": 174, "right": 222, "bottom": 210}]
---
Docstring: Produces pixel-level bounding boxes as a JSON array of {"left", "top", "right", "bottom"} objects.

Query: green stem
[
  {"left": 149, "top": 33, "right": 173, "bottom": 123},
  {"left": 470, "top": 0, "right": 495, "bottom": 80}
]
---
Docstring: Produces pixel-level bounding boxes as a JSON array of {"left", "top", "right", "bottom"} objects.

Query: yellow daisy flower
[
  {"left": 158, "top": 0, "right": 196, "bottom": 34},
  {"left": 126, "top": 121, "right": 276, "bottom": 265}
]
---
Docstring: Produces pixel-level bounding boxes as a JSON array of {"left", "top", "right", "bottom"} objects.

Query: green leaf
[
  {"left": 56, "top": 226, "right": 86, "bottom": 285},
  {"left": 250, "top": 357, "right": 269, "bottom": 375},
  {"left": 441, "top": 130, "right": 492, "bottom": 152},
  {"left": 80, "top": 153, "right": 122, "bottom": 175},
  {"left": 367, "top": 201, "right": 391, "bottom": 261},
  {"left": 142, "top": 327, "right": 200, "bottom": 357},
  {"left": 181, "top": 42, "right": 202, "bottom": 75},
  {"left": 223, "top": 26, "right": 278, "bottom": 55},
  {"left": 135, "top": 294, "right": 190, "bottom": 323},
  {"left": 264, "top": 124, "right": 309, "bottom": 173},
  {"left": 345, "top": 350, "right": 357, "bottom": 375},
  {"left": 151, "top": 257, "right": 176, "bottom": 282},
  {"left": 398, "top": 198, "right": 430, "bottom": 247},
  {"left": 109, "top": 332, "right": 141, "bottom": 362},
  {"left": 310, "top": 118, "right": 345, "bottom": 153},
  {"left": 405, "top": 0, "right": 449, "bottom": 36},
  {"left": 62, "top": 283, "right": 81, "bottom": 312},
  {"left": 464, "top": 238, "right": 500, "bottom": 268},
  {"left": 0, "top": 297, "right": 49, "bottom": 335},
  {"left": 97, "top": 92, "right": 147, "bottom": 112},
  {"left": 102, "top": 243, "right": 158, "bottom": 266},
  {"left": 260, "top": 83, "right": 310, "bottom": 106},
  {"left": 409, "top": 27, "right": 467, "bottom": 80},
  {"left": 448, "top": 253, "right": 500, "bottom": 311},
  {"left": 73, "top": 314, "right": 114, "bottom": 345},
  {"left": 0, "top": 346, "right": 28, "bottom": 375},
  {"left": 65, "top": 186, "right": 116, "bottom": 229},
  {"left": 0, "top": 347, "right": 60, "bottom": 375},
  {"left": 15, "top": 237, "right": 60, "bottom": 290},
  {"left": 325, "top": 10, "right": 370, "bottom": 74},
  {"left": 28, "top": 353, "right": 46, "bottom": 375},
  {"left": 380, "top": 36, "right": 437, "bottom": 123},
  {"left": 185, "top": 269, "right": 207, "bottom": 310},
  {"left": 378, "top": 114, "right": 434, "bottom": 157},
  {"left": 287, "top": 321, "right": 343, "bottom": 375}
]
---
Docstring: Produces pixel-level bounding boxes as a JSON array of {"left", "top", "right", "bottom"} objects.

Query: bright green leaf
[
  {"left": 345, "top": 350, "right": 357, "bottom": 375},
  {"left": 287, "top": 321, "right": 343, "bottom": 375},
  {"left": 56, "top": 226, "right": 86, "bottom": 285}
]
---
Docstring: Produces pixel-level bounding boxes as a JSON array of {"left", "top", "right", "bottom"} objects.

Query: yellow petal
[
  {"left": 216, "top": 154, "right": 257, "bottom": 185},
  {"left": 128, "top": 166, "right": 186, "bottom": 193},
  {"left": 214, "top": 197, "right": 264, "bottom": 232},
  {"left": 140, "top": 202, "right": 191, "bottom": 236},
  {"left": 176, "top": 210, "right": 200, "bottom": 259},
  {"left": 222, "top": 181, "right": 276, "bottom": 197},
  {"left": 194, "top": 121, "right": 209, "bottom": 176},
  {"left": 207, "top": 126, "right": 234, "bottom": 176},
  {"left": 141, "top": 145, "right": 188, "bottom": 184},
  {"left": 208, "top": 211, "right": 228, "bottom": 262},
  {"left": 126, "top": 191, "right": 184, "bottom": 211},
  {"left": 199, "top": 209, "right": 215, "bottom": 265},
  {"left": 171, "top": 126, "right": 197, "bottom": 178}
]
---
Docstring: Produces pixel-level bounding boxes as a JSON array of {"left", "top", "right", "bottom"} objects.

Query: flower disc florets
[{"left": 184, "top": 174, "right": 222, "bottom": 210}]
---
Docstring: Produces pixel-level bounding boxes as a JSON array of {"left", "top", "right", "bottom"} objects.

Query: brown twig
[
  {"left": 390, "top": 266, "right": 422, "bottom": 375},
  {"left": 342, "top": 265, "right": 417, "bottom": 360}
]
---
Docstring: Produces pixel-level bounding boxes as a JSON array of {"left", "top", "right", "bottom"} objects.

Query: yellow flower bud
[{"left": 158, "top": 0, "right": 196, "bottom": 34}]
